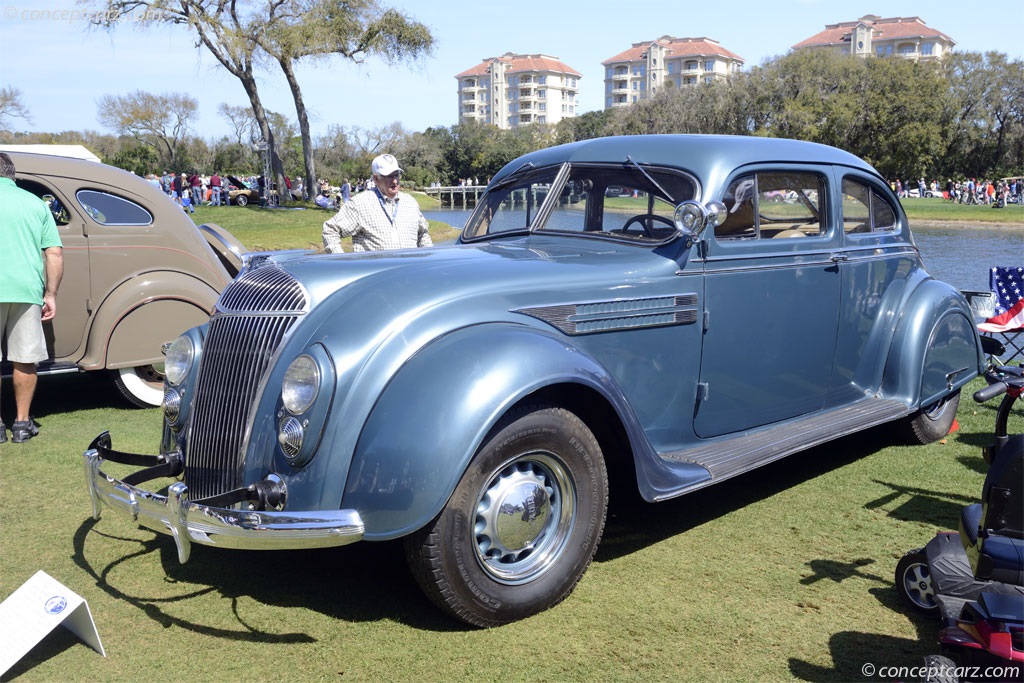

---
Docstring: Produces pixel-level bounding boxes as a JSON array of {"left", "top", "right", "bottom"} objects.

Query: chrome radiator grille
[{"left": 184, "top": 264, "right": 307, "bottom": 500}]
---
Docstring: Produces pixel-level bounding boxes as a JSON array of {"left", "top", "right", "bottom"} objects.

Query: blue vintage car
[{"left": 85, "top": 135, "right": 984, "bottom": 626}]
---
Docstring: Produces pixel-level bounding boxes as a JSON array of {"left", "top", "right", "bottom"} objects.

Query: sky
[{"left": 2, "top": 0, "right": 1022, "bottom": 142}]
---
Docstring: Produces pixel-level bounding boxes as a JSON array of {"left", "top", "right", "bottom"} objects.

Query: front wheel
[
  {"left": 113, "top": 365, "right": 165, "bottom": 408},
  {"left": 234, "top": 194, "right": 248, "bottom": 207},
  {"left": 404, "top": 404, "right": 608, "bottom": 627},
  {"left": 895, "top": 548, "right": 939, "bottom": 616}
]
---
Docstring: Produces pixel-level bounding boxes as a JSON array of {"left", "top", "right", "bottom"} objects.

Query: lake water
[{"left": 424, "top": 209, "right": 1021, "bottom": 293}]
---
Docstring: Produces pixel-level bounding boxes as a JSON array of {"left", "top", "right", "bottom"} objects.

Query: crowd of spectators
[
  {"left": 141, "top": 171, "right": 307, "bottom": 209},
  {"left": 889, "top": 176, "right": 1021, "bottom": 205}
]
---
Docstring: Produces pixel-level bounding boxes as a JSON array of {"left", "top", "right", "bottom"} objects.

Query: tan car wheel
[{"left": 113, "top": 365, "right": 165, "bottom": 408}]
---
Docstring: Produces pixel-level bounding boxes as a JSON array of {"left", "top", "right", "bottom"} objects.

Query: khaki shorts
[{"left": 0, "top": 302, "right": 48, "bottom": 364}]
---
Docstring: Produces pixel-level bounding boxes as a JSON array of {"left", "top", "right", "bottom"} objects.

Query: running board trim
[
  {"left": 1, "top": 360, "right": 81, "bottom": 378},
  {"left": 657, "top": 398, "right": 911, "bottom": 500}
]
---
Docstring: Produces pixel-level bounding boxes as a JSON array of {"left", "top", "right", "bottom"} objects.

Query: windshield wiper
[{"left": 625, "top": 155, "right": 674, "bottom": 203}]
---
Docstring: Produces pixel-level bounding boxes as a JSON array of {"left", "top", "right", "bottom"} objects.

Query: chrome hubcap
[{"left": 474, "top": 452, "right": 575, "bottom": 584}]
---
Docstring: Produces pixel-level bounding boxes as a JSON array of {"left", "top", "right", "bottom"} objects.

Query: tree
[
  {"left": 89, "top": 1, "right": 434, "bottom": 204},
  {"left": 108, "top": 143, "right": 159, "bottom": 176},
  {"left": 89, "top": 1, "right": 290, "bottom": 201},
  {"left": 97, "top": 90, "right": 198, "bottom": 169},
  {"left": 0, "top": 86, "right": 32, "bottom": 130},
  {"left": 218, "top": 103, "right": 262, "bottom": 147},
  {"left": 254, "top": 0, "right": 434, "bottom": 204}
]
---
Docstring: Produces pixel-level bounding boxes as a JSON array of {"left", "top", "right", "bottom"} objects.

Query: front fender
[
  {"left": 882, "top": 279, "right": 984, "bottom": 406},
  {"left": 341, "top": 323, "right": 629, "bottom": 540}
]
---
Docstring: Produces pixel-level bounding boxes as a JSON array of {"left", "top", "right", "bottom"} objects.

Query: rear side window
[
  {"left": 715, "top": 171, "right": 825, "bottom": 240},
  {"left": 76, "top": 190, "right": 153, "bottom": 226},
  {"left": 841, "top": 178, "right": 897, "bottom": 234}
]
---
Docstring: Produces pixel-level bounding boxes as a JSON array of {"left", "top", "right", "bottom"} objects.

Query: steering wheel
[{"left": 620, "top": 214, "right": 674, "bottom": 237}]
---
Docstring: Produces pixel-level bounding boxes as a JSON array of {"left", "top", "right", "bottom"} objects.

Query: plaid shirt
[{"left": 322, "top": 188, "right": 432, "bottom": 253}]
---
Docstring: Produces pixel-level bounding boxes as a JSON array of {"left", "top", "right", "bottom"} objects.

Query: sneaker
[
  {"left": 0, "top": 423, "right": 6, "bottom": 444},
  {"left": 11, "top": 419, "right": 39, "bottom": 443}
]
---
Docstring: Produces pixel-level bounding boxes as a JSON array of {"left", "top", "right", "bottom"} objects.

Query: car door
[
  {"left": 694, "top": 167, "right": 841, "bottom": 438},
  {"left": 827, "top": 172, "right": 913, "bottom": 406}
]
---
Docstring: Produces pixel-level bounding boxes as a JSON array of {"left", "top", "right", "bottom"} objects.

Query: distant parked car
[
  {"left": 85, "top": 134, "right": 983, "bottom": 626},
  {"left": 6, "top": 151, "right": 245, "bottom": 406},
  {"left": 226, "top": 175, "right": 260, "bottom": 206}
]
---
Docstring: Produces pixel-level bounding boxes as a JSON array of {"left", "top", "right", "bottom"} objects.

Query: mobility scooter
[{"left": 895, "top": 358, "right": 1023, "bottom": 680}]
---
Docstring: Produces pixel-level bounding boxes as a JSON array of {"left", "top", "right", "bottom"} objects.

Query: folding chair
[{"left": 966, "top": 266, "right": 1024, "bottom": 363}]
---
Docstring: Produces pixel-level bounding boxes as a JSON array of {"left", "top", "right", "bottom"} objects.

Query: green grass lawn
[
  {"left": 1, "top": 374, "right": 1020, "bottom": 682},
  {"left": 900, "top": 196, "right": 1024, "bottom": 226}
]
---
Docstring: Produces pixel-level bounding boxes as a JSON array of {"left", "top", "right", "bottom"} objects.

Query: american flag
[{"left": 978, "top": 266, "right": 1024, "bottom": 333}]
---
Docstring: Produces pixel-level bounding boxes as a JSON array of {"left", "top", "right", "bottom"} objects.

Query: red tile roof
[
  {"left": 792, "top": 15, "right": 954, "bottom": 49},
  {"left": 456, "top": 53, "right": 582, "bottom": 79},
  {"left": 601, "top": 36, "right": 744, "bottom": 66}
]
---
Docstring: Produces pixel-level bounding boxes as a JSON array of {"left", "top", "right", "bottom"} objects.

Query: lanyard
[{"left": 374, "top": 187, "right": 398, "bottom": 224}]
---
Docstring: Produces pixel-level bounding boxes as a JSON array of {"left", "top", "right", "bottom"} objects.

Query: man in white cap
[{"left": 322, "top": 153, "right": 432, "bottom": 253}]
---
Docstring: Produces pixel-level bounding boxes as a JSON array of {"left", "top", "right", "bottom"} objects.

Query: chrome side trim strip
[{"left": 516, "top": 294, "right": 699, "bottom": 335}]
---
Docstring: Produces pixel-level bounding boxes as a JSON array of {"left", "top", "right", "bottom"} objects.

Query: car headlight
[
  {"left": 164, "top": 335, "right": 194, "bottom": 386},
  {"left": 281, "top": 354, "right": 320, "bottom": 415}
]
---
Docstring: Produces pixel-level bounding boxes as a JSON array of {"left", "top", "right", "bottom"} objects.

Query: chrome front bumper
[{"left": 83, "top": 436, "right": 364, "bottom": 564}]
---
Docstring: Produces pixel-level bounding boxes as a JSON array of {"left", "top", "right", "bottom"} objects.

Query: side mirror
[{"left": 673, "top": 200, "right": 725, "bottom": 239}]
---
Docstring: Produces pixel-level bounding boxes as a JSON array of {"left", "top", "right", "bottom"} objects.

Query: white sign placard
[{"left": 0, "top": 570, "right": 105, "bottom": 675}]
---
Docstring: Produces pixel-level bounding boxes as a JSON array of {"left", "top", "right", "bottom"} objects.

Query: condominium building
[
  {"left": 455, "top": 53, "right": 582, "bottom": 129},
  {"left": 602, "top": 36, "right": 744, "bottom": 110},
  {"left": 792, "top": 15, "right": 955, "bottom": 61}
]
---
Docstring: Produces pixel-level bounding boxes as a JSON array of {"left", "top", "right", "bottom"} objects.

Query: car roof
[
  {"left": 5, "top": 150, "right": 142, "bottom": 185},
  {"left": 490, "top": 134, "right": 881, "bottom": 191}
]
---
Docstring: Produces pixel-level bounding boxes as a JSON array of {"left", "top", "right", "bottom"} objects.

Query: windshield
[{"left": 462, "top": 163, "right": 698, "bottom": 243}]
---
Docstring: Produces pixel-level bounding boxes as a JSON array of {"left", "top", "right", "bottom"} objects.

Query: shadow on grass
[
  {"left": 788, "top": 617, "right": 939, "bottom": 681},
  {"left": 68, "top": 517, "right": 463, "bottom": 641},
  {"left": 1, "top": 369, "right": 136, "bottom": 419},
  {"left": 596, "top": 425, "right": 896, "bottom": 563}
]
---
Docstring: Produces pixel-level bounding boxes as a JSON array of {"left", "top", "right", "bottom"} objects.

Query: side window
[
  {"left": 76, "top": 190, "right": 153, "bottom": 226},
  {"left": 841, "top": 178, "right": 897, "bottom": 234},
  {"left": 716, "top": 171, "right": 824, "bottom": 240},
  {"left": 15, "top": 178, "right": 71, "bottom": 225}
]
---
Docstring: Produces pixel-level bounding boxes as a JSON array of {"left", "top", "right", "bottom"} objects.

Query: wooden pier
[{"left": 424, "top": 185, "right": 486, "bottom": 208}]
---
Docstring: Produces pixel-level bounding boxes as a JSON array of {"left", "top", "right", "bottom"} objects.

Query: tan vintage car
[{"left": 4, "top": 150, "right": 245, "bottom": 407}]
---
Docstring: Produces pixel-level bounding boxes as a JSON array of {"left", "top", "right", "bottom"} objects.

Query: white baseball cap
[{"left": 371, "top": 154, "right": 403, "bottom": 176}]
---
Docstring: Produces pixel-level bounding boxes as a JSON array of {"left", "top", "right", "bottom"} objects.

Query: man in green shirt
[{"left": 0, "top": 152, "right": 63, "bottom": 444}]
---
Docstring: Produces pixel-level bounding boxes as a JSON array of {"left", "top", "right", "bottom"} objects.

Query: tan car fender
[{"left": 79, "top": 271, "right": 220, "bottom": 371}]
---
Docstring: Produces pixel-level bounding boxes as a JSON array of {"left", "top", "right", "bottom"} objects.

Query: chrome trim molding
[{"left": 515, "top": 294, "right": 698, "bottom": 335}]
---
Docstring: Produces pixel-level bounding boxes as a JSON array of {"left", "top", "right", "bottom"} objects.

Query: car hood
[
  {"left": 263, "top": 237, "right": 681, "bottom": 313},
  {"left": 227, "top": 175, "right": 251, "bottom": 189}
]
